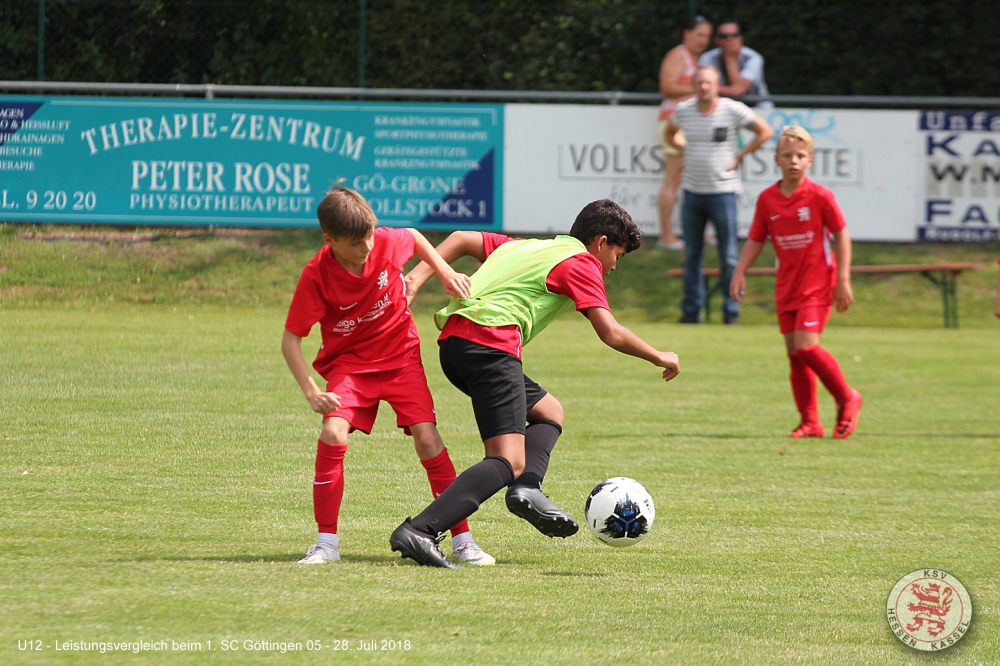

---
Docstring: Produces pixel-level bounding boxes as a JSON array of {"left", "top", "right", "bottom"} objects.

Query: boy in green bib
[{"left": 389, "top": 200, "right": 681, "bottom": 567}]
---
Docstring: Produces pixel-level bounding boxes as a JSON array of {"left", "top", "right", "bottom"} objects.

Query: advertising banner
[
  {"left": 740, "top": 108, "right": 920, "bottom": 241},
  {"left": 503, "top": 104, "right": 665, "bottom": 236},
  {"left": 0, "top": 97, "right": 503, "bottom": 230},
  {"left": 503, "top": 104, "right": 923, "bottom": 241},
  {"left": 918, "top": 111, "right": 1000, "bottom": 242}
]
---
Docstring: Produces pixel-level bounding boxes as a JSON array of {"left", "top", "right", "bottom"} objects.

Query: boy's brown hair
[{"left": 316, "top": 185, "right": 377, "bottom": 239}]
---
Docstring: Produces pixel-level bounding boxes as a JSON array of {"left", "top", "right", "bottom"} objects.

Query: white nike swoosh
[
  {"left": 339, "top": 302, "right": 358, "bottom": 310},
  {"left": 803, "top": 320, "right": 819, "bottom": 326},
  {"left": 770, "top": 214, "right": 781, "bottom": 220}
]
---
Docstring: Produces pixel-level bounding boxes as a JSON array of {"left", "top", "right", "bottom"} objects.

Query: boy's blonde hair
[
  {"left": 316, "top": 184, "right": 377, "bottom": 240},
  {"left": 776, "top": 125, "right": 814, "bottom": 155}
]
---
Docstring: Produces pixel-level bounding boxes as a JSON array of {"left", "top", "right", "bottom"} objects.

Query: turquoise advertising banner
[{"left": 0, "top": 97, "right": 503, "bottom": 230}]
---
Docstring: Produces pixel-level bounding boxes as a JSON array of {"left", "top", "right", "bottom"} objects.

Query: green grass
[
  {"left": 2, "top": 223, "right": 999, "bottom": 327},
  {"left": 2, "top": 310, "right": 999, "bottom": 665}
]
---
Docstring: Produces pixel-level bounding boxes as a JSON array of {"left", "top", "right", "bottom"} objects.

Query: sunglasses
[{"left": 716, "top": 32, "right": 741, "bottom": 39}]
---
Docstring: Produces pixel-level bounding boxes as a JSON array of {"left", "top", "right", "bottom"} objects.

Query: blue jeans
[{"left": 681, "top": 190, "right": 740, "bottom": 319}]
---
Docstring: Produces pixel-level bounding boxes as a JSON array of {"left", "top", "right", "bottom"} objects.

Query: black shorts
[{"left": 438, "top": 336, "right": 547, "bottom": 441}]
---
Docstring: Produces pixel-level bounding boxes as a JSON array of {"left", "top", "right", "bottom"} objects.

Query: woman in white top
[{"left": 656, "top": 16, "right": 712, "bottom": 251}]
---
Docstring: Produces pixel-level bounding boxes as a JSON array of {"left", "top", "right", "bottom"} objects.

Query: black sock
[
  {"left": 510, "top": 421, "right": 562, "bottom": 490},
  {"left": 409, "top": 456, "right": 515, "bottom": 537}
]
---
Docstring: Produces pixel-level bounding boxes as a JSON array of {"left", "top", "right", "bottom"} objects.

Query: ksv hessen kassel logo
[{"left": 886, "top": 568, "right": 972, "bottom": 651}]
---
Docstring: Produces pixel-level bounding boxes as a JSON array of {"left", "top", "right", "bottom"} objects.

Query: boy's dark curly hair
[{"left": 569, "top": 199, "right": 642, "bottom": 252}]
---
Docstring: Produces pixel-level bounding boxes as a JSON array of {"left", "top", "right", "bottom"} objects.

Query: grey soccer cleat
[
  {"left": 505, "top": 486, "right": 579, "bottom": 538},
  {"left": 389, "top": 519, "right": 461, "bottom": 569}
]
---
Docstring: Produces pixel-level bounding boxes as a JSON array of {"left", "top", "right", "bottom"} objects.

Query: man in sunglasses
[{"left": 699, "top": 20, "right": 773, "bottom": 109}]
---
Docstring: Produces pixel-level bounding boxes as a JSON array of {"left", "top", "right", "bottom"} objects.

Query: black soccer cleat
[
  {"left": 505, "top": 486, "right": 579, "bottom": 538},
  {"left": 389, "top": 519, "right": 461, "bottom": 568}
]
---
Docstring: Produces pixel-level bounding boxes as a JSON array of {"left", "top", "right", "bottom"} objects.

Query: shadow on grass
[{"left": 111, "top": 553, "right": 401, "bottom": 565}]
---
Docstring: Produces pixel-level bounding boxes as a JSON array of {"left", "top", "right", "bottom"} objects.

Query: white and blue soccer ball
[{"left": 584, "top": 477, "right": 655, "bottom": 548}]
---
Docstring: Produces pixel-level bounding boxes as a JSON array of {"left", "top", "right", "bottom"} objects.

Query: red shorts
[
  {"left": 777, "top": 304, "right": 832, "bottom": 335},
  {"left": 323, "top": 363, "right": 436, "bottom": 435}
]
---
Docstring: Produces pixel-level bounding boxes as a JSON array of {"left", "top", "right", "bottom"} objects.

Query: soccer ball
[{"left": 584, "top": 477, "right": 655, "bottom": 548}]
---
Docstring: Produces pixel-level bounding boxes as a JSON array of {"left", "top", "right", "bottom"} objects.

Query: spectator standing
[
  {"left": 665, "top": 65, "right": 773, "bottom": 324},
  {"left": 699, "top": 20, "right": 773, "bottom": 108},
  {"left": 656, "top": 16, "right": 712, "bottom": 251}
]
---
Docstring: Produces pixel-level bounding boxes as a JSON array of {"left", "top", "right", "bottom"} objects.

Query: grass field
[
  {"left": 2, "top": 223, "right": 999, "bottom": 327},
  {"left": 3, "top": 304, "right": 999, "bottom": 664}
]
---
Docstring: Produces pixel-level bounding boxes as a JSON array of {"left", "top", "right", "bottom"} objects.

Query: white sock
[
  {"left": 317, "top": 533, "right": 339, "bottom": 551},
  {"left": 451, "top": 532, "right": 474, "bottom": 549}
]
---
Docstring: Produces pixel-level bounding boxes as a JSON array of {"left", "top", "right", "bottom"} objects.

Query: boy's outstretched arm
[
  {"left": 585, "top": 307, "right": 680, "bottom": 382},
  {"left": 730, "top": 238, "right": 766, "bottom": 302},
  {"left": 406, "top": 228, "right": 472, "bottom": 300},
  {"left": 405, "top": 230, "right": 486, "bottom": 303},
  {"left": 832, "top": 228, "right": 853, "bottom": 312},
  {"left": 281, "top": 329, "right": 341, "bottom": 414}
]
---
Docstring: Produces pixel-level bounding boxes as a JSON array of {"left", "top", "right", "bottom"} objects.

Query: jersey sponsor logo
[
  {"left": 774, "top": 230, "right": 815, "bottom": 250},
  {"left": 332, "top": 318, "right": 358, "bottom": 336},
  {"left": 331, "top": 294, "right": 394, "bottom": 334},
  {"left": 798, "top": 207, "right": 812, "bottom": 222},
  {"left": 770, "top": 214, "right": 781, "bottom": 220},
  {"left": 339, "top": 302, "right": 358, "bottom": 310},
  {"left": 357, "top": 293, "right": 392, "bottom": 323},
  {"left": 803, "top": 320, "right": 819, "bottom": 327}
]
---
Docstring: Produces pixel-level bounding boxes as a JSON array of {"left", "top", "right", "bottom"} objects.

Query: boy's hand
[
  {"left": 404, "top": 272, "right": 421, "bottom": 306},
  {"left": 656, "top": 352, "right": 680, "bottom": 382},
  {"left": 307, "top": 390, "right": 341, "bottom": 415},
  {"left": 833, "top": 279, "right": 854, "bottom": 312},
  {"left": 730, "top": 271, "right": 747, "bottom": 302},
  {"left": 440, "top": 269, "right": 472, "bottom": 299}
]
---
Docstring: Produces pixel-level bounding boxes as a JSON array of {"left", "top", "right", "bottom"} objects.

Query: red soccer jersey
[
  {"left": 439, "top": 232, "right": 610, "bottom": 357},
  {"left": 748, "top": 177, "right": 847, "bottom": 311},
  {"left": 285, "top": 226, "right": 421, "bottom": 377}
]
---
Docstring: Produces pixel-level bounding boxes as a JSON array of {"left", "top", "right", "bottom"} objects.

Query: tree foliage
[{"left": 1, "top": 0, "right": 998, "bottom": 97}]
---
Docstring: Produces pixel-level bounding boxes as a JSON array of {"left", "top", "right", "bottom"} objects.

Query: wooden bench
[{"left": 665, "top": 263, "right": 983, "bottom": 328}]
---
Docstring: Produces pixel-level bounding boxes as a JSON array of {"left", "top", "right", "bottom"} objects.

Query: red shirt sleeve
[
  {"left": 748, "top": 188, "right": 772, "bottom": 243},
  {"left": 819, "top": 188, "right": 847, "bottom": 233},
  {"left": 481, "top": 232, "right": 516, "bottom": 258},
  {"left": 545, "top": 253, "right": 610, "bottom": 311},
  {"left": 285, "top": 259, "right": 326, "bottom": 338},
  {"left": 379, "top": 226, "right": 416, "bottom": 265}
]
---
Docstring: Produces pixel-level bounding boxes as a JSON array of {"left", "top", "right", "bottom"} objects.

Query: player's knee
[
  {"left": 413, "top": 435, "right": 444, "bottom": 459},
  {"left": 409, "top": 423, "right": 444, "bottom": 459},
  {"left": 529, "top": 396, "right": 564, "bottom": 426},
  {"left": 319, "top": 422, "right": 349, "bottom": 445}
]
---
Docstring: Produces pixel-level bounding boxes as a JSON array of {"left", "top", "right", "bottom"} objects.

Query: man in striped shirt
[{"left": 665, "top": 65, "right": 773, "bottom": 324}]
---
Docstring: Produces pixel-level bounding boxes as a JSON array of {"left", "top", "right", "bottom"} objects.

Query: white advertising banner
[
  {"left": 503, "top": 104, "right": 924, "bottom": 241},
  {"left": 918, "top": 111, "right": 1000, "bottom": 242}
]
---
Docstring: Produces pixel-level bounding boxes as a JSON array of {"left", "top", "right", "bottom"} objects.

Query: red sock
[
  {"left": 788, "top": 353, "right": 819, "bottom": 424},
  {"left": 420, "top": 448, "right": 470, "bottom": 537},
  {"left": 795, "top": 345, "right": 852, "bottom": 406},
  {"left": 314, "top": 440, "right": 348, "bottom": 534}
]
